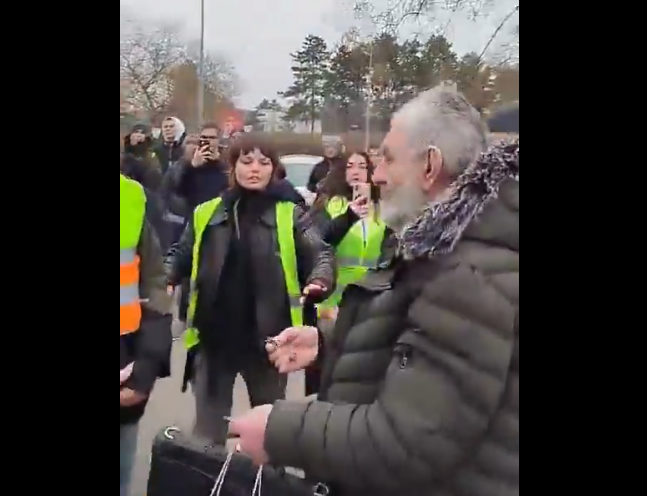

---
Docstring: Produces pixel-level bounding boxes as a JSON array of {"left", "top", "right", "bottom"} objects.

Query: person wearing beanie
[{"left": 121, "top": 123, "right": 163, "bottom": 192}]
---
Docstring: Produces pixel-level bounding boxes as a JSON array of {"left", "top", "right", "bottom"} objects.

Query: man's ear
[{"left": 425, "top": 146, "right": 443, "bottom": 182}]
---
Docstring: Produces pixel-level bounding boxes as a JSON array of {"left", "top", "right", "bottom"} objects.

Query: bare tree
[
  {"left": 350, "top": 0, "right": 518, "bottom": 64},
  {"left": 476, "top": 4, "right": 519, "bottom": 63},
  {"left": 496, "top": 23, "right": 519, "bottom": 65},
  {"left": 185, "top": 42, "right": 240, "bottom": 101},
  {"left": 351, "top": 0, "right": 494, "bottom": 34},
  {"left": 120, "top": 13, "right": 239, "bottom": 121},
  {"left": 120, "top": 17, "right": 186, "bottom": 119}
]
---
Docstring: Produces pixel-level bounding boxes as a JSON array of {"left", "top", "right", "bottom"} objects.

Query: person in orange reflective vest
[{"left": 120, "top": 174, "right": 173, "bottom": 496}]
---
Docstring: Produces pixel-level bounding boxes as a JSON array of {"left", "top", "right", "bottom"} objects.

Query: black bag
[{"left": 147, "top": 427, "right": 329, "bottom": 496}]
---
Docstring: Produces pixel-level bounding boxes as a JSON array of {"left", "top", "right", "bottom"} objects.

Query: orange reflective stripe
[
  {"left": 120, "top": 258, "right": 140, "bottom": 286},
  {"left": 120, "top": 303, "right": 142, "bottom": 335},
  {"left": 120, "top": 248, "right": 141, "bottom": 334}
]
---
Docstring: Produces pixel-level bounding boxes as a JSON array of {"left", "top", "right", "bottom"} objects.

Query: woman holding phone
[
  {"left": 303, "top": 152, "right": 391, "bottom": 395},
  {"left": 303, "top": 152, "right": 391, "bottom": 394},
  {"left": 313, "top": 150, "right": 390, "bottom": 305}
]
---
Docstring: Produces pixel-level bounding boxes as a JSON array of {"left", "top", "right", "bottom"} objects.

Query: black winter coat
[
  {"left": 307, "top": 157, "right": 344, "bottom": 193},
  {"left": 162, "top": 159, "right": 229, "bottom": 213},
  {"left": 166, "top": 183, "right": 335, "bottom": 348}
]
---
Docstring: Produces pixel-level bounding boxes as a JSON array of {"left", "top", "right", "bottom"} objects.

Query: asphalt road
[{"left": 130, "top": 323, "right": 305, "bottom": 496}]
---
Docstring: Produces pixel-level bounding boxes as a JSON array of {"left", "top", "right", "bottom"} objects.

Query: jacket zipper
[{"left": 233, "top": 200, "right": 241, "bottom": 239}]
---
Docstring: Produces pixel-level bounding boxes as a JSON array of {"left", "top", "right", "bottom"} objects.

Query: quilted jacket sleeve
[{"left": 265, "top": 263, "right": 517, "bottom": 493}]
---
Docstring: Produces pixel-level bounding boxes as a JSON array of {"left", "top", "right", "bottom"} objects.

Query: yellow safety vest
[
  {"left": 185, "top": 197, "right": 303, "bottom": 349},
  {"left": 320, "top": 196, "right": 386, "bottom": 309},
  {"left": 120, "top": 174, "right": 146, "bottom": 335}
]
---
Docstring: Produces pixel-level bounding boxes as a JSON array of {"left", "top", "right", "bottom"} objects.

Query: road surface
[{"left": 130, "top": 326, "right": 305, "bottom": 495}]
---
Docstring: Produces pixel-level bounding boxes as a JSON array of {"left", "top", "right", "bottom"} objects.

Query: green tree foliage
[
  {"left": 258, "top": 98, "right": 283, "bottom": 112},
  {"left": 282, "top": 35, "right": 331, "bottom": 133},
  {"left": 246, "top": 98, "right": 285, "bottom": 131},
  {"left": 321, "top": 43, "right": 370, "bottom": 131},
  {"left": 244, "top": 110, "right": 261, "bottom": 129},
  {"left": 282, "top": 30, "right": 519, "bottom": 132},
  {"left": 325, "top": 45, "right": 368, "bottom": 111}
]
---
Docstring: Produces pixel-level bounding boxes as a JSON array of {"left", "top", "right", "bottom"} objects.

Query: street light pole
[
  {"left": 197, "top": 0, "right": 205, "bottom": 129},
  {"left": 364, "top": 40, "right": 374, "bottom": 152}
]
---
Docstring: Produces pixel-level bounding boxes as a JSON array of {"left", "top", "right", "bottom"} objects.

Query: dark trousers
[{"left": 191, "top": 352, "right": 287, "bottom": 444}]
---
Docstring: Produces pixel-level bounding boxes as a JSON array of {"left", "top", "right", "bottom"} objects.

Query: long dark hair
[{"left": 314, "top": 151, "right": 380, "bottom": 211}]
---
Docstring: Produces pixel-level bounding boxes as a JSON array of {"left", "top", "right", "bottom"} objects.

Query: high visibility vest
[
  {"left": 320, "top": 196, "right": 386, "bottom": 309},
  {"left": 120, "top": 174, "right": 146, "bottom": 335},
  {"left": 184, "top": 198, "right": 304, "bottom": 350}
]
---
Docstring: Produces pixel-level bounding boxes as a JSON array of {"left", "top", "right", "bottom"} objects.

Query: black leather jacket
[{"left": 165, "top": 184, "right": 335, "bottom": 341}]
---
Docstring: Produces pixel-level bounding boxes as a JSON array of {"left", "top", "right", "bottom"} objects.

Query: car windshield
[{"left": 283, "top": 162, "right": 313, "bottom": 188}]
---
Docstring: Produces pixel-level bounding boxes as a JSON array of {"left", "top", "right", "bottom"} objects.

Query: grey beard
[{"left": 380, "top": 185, "right": 428, "bottom": 232}]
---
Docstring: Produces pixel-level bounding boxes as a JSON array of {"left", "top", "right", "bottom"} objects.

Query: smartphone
[
  {"left": 198, "top": 138, "right": 211, "bottom": 151},
  {"left": 352, "top": 183, "right": 371, "bottom": 202}
]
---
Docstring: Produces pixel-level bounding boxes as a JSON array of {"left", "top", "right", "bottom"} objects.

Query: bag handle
[
  {"left": 204, "top": 444, "right": 263, "bottom": 496},
  {"left": 163, "top": 426, "right": 325, "bottom": 496}
]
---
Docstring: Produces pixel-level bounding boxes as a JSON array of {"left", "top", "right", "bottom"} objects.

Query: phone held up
[{"left": 352, "top": 183, "right": 371, "bottom": 203}]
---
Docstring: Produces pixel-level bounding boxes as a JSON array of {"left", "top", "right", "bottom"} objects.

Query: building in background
[{"left": 254, "top": 108, "right": 321, "bottom": 134}]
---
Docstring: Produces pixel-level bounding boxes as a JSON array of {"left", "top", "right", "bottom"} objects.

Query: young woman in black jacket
[{"left": 165, "top": 135, "right": 335, "bottom": 444}]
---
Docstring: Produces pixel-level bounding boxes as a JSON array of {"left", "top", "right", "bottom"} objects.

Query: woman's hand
[
  {"left": 266, "top": 326, "right": 319, "bottom": 373},
  {"left": 300, "top": 282, "right": 327, "bottom": 304},
  {"left": 349, "top": 196, "right": 369, "bottom": 219}
]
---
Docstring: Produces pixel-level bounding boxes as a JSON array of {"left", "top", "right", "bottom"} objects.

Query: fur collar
[{"left": 398, "top": 140, "right": 519, "bottom": 261}]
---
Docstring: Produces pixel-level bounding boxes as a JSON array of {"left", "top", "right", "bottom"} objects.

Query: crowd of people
[{"left": 119, "top": 83, "right": 519, "bottom": 496}]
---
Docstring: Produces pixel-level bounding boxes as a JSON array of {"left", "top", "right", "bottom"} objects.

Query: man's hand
[
  {"left": 120, "top": 388, "right": 147, "bottom": 407},
  {"left": 191, "top": 146, "right": 210, "bottom": 167},
  {"left": 266, "top": 326, "right": 319, "bottom": 373},
  {"left": 229, "top": 405, "right": 273, "bottom": 465},
  {"left": 204, "top": 147, "right": 219, "bottom": 161}
]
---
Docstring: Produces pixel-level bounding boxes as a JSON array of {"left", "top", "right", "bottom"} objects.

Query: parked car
[{"left": 280, "top": 154, "right": 322, "bottom": 205}]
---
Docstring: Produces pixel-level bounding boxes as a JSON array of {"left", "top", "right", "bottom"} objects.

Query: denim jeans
[{"left": 120, "top": 423, "right": 139, "bottom": 496}]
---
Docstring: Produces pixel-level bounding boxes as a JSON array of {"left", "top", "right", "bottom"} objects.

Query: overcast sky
[{"left": 120, "top": 0, "right": 517, "bottom": 109}]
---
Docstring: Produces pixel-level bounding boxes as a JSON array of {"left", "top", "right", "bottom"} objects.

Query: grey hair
[{"left": 393, "top": 83, "right": 488, "bottom": 177}]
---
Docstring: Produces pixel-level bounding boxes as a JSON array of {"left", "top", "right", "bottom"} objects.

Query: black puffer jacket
[
  {"left": 159, "top": 160, "right": 191, "bottom": 220},
  {"left": 162, "top": 158, "right": 229, "bottom": 214},
  {"left": 166, "top": 182, "right": 336, "bottom": 343},
  {"left": 265, "top": 141, "right": 520, "bottom": 496}
]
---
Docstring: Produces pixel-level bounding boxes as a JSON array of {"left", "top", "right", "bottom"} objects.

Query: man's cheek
[{"left": 385, "top": 173, "right": 400, "bottom": 190}]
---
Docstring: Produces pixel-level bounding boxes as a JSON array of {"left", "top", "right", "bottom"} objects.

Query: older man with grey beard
[{"left": 230, "top": 84, "right": 520, "bottom": 496}]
